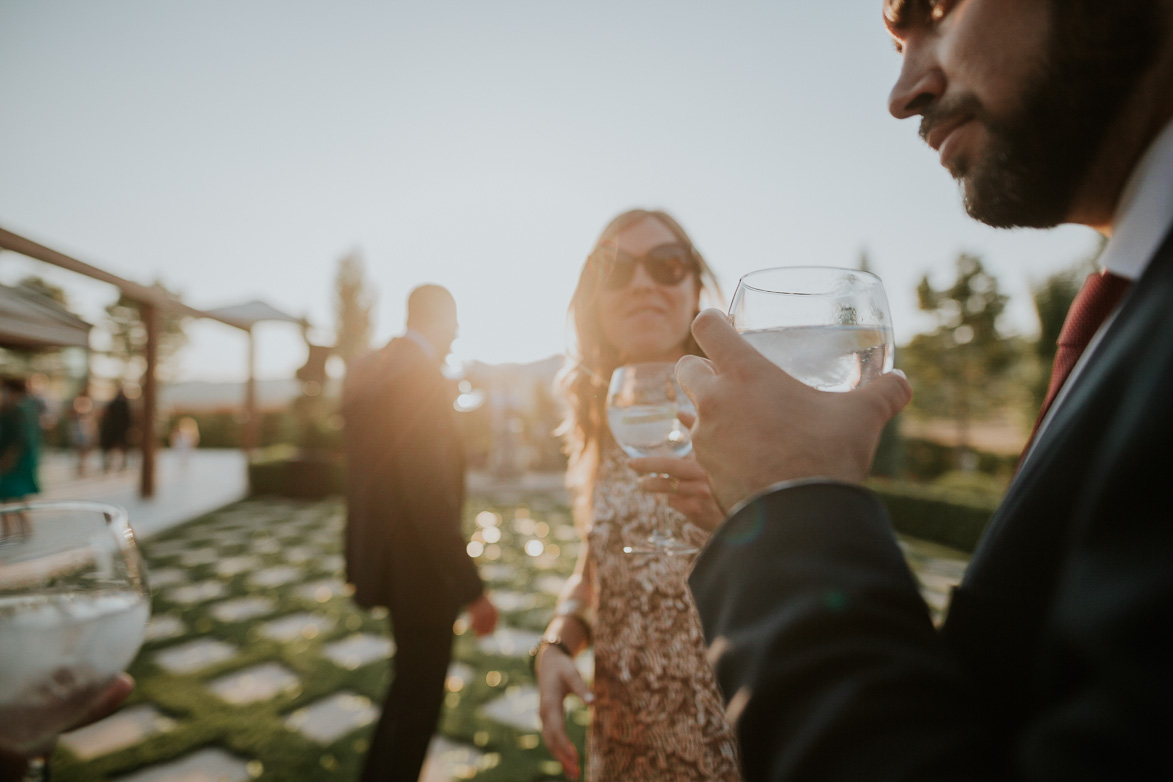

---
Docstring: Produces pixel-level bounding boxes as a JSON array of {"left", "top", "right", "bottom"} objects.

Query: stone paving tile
[
  {"left": 247, "top": 565, "right": 303, "bottom": 588},
  {"left": 488, "top": 590, "right": 537, "bottom": 612},
  {"left": 317, "top": 554, "right": 345, "bottom": 573},
  {"left": 249, "top": 538, "right": 282, "bottom": 555},
  {"left": 535, "top": 574, "right": 567, "bottom": 595},
  {"left": 143, "top": 541, "right": 192, "bottom": 559},
  {"left": 575, "top": 649, "right": 595, "bottom": 684},
  {"left": 208, "top": 662, "right": 301, "bottom": 705},
  {"left": 146, "top": 567, "right": 188, "bottom": 588},
  {"left": 481, "top": 685, "right": 541, "bottom": 731},
  {"left": 306, "top": 536, "right": 338, "bottom": 552},
  {"left": 323, "top": 633, "right": 394, "bottom": 670},
  {"left": 478, "top": 564, "right": 514, "bottom": 583},
  {"left": 284, "top": 692, "right": 378, "bottom": 744},
  {"left": 110, "top": 747, "right": 253, "bottom": 782},
  {"left": 179, "top": 547, "right": 221, "bottom": 567},
  {"left": 209, "top": 596, "right": 277, "bottom": 623},
  {"left": 445, "top": 662, "right": 475, "bottom": 692},
  {"left": 213, "top": 555, "right": 263, "bottom": 578},
  {"left": 144, "top": 614, "right": 187, "bottom": 642},
  {"left": 419, "top": 736, "right": 490, "bottom": 782},
  {"left": 554, "top": 525, "right": 581, "bottom": 542},
  {"left": 476, "top": 627, "right": 543, "bottom": 657},
  {"left": 154, "top": 639, "right": 239, "bottom": 675},
  {"left": 59, "top": 704, "right": 178, "bottom": 761},
  {"left": 294, "top": 577, "right": 350, "bottom": 604},
  {"left": 281, "top": 546, "right": 317, "bottom": 564},
  {"left": 166, "top": 581, "right": 230, "bottom": 605},
  {"left": 258, "top": 612, "right": 337, "bottom": 643}
]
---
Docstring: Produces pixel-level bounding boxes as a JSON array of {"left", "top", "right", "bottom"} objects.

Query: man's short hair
[
  {"left": 883, "top": 0, "right": 935, "bottom": 30},
  {"left": 406, "top": 285, "right": 456, "bottom": 329}
]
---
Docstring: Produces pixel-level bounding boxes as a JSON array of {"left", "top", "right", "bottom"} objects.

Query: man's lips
[{"left": 925, "top": 115, "right": 974, "bottom": 152}]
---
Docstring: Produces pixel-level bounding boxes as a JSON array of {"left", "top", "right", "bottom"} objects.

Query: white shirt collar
[
  {"left": 403, "top": 329, "right": 437, "bottom": 361},
  {"left": 1097, "top": 117, "right": 1173, "bottom": 281},
  {"left": 1021, "top": 118, "right": 1173, "bottom": 465}
]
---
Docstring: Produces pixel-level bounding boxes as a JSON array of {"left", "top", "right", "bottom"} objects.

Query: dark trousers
[{"left": 361, "top": 615, "right": 456, "bottom": 782}]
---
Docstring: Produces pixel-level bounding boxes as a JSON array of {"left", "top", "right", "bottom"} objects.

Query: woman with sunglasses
[{"left": 534, "top": 209, "right": 741, "bottom": 782}]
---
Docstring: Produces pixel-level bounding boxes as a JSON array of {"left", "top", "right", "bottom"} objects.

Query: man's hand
[
  {"left": 466, "top": 593, "right": 499, "bottom": 638},
  {"left": 1, "top": 674, "right": 134, "bottom": 782},
  {"left": 676, "top": 309, "right": 912, "bottom": 512}
]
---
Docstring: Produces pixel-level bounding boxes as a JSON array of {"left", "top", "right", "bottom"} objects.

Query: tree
[
  {"left": 334, "top": 250, "right": 376, "bottom": 363},
  {"left": 104, "top": 282, "right": 188, "bottom": 383},
  {"left": 18, "top": 275, "right": 68, "bottom": 305},
  {"left": 900, "top": 254, "right": 1025, "bottom": 461},
  {"left": 1029, "top": 239, "right": 1103, "bottom": 409}
]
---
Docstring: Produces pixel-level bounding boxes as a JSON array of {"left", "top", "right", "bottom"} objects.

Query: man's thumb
[{"left": 856, "top": 369, "right": 912, "bottom": 421}]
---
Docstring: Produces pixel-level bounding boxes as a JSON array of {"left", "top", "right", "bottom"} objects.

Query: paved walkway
[
  {"left": 28, "top": 456, "right": 968, "bottom": 781},
  {"left": 35, "top": 449, "right": 250, "bottom": 539}
]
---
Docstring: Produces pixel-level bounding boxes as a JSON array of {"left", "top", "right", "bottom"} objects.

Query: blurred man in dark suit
[
  {"left": 677, "top": 1, "right": 1173, "bottom": 780},
  {"left": 343, "top": 284, "right": 497, "bottom": 782}
]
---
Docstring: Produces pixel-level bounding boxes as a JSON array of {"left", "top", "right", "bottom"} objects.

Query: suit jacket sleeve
[
  {"left": 387, "top": 362, "right": 484, "bottom": 609},
  {"left": 690, "top": 475, "right": 1173, "bottom": 782},
  {"left": 689, "top": 482, "right": 995, "bottom": 782}
]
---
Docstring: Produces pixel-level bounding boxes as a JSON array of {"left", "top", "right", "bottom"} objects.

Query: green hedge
[
  {"left": 869, "top": 479, "right": 1000, "bottom": 553},
  {"left": 248, "top": 446, "right": 345, "bottom": 499}
]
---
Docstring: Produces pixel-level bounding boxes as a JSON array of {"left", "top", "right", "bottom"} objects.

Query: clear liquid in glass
[
  {"left": 740, "top": 324, "right": 893, "bottom": 392},
  {"left": 0, "top": 590, "right": 149, "bottom": 755},
  {"left": 607, "top": 403, "right": 693, "bottom": 459}
]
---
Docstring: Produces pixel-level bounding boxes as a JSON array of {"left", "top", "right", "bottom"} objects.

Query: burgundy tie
[{"left": 1024, "top": 270, "right": 1131, "bottom": 452}]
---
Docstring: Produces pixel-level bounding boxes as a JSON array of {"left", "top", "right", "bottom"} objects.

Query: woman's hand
[
  {"left": 628, "top": 453, "right": 726, "bottom": 532},
  {"left": 536, "top": 644, "right": 592, "bottom": 781}
]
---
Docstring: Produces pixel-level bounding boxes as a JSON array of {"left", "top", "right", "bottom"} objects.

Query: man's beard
[{"left": 932, "top": 2, "right": 1165, "bottom": 229}]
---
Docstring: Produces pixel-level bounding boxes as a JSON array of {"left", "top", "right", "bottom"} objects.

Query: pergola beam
[
  {"left": 0, "top": 224, "right": 253, "bottom": 498},
  {"left": 0, "top": 227, "right": 245, "bottom": 327}
]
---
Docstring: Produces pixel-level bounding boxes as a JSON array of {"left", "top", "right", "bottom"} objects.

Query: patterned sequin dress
[{"left": 584, "top": 444, "right": 742, "bottom": 782}]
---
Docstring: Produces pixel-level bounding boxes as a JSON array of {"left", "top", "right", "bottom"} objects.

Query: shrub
[
  {"left": 247, "top": 445, "right": 344, "bottom": 499},
  {"left": 869, "top": 478, "right": 1000, "bottom": 553}
]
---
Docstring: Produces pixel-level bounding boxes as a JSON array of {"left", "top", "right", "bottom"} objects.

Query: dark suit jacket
[
  {"left": 689, "top": 226, "right": 1173, "bottom": 781},
  {"left": 342, "top": 336, "right": 483, "bottom": 622}
]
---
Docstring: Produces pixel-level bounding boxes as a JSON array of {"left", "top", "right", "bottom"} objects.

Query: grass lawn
[
  {"left": 49, "top": 488, "right": 967, "bottom": 782},
  {"left": 53, "top": 491, "right": 588, "bottom": 782}
]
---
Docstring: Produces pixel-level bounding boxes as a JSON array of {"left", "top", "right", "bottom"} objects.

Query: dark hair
[{"left": 1, "top": 376, "right": 28, "bottom": 394}]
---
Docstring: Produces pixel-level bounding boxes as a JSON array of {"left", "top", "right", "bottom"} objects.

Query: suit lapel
[{"left": 998, "top": 224, "right": 1173, "bottom": 523}]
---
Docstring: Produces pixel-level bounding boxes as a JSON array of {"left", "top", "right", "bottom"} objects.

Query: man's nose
[{"left": 888, "top": 44, "right": 945, "bottom": 119}]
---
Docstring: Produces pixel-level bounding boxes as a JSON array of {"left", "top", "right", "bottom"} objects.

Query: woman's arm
[{"left": 535, "top": 532, "right": 596, "bottom": 782}]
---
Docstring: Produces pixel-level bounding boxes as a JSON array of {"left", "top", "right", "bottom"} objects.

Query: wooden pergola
[{"left": 0, "top": 225, "right": 287, "bottom": 497}]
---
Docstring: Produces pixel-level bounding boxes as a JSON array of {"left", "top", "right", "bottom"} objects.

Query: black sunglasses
[{"left": 588, "top": 243, "right": 698, "bottom": 290}]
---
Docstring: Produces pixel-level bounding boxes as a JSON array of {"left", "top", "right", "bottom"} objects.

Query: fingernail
[
  {"left": 584, "top": 693, "right": 595, "bottom": 704},
  {"left": 892, "top": 368, "right": 907, "bottom": 381}
]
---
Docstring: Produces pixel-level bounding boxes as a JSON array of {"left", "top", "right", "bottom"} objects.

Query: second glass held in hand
[
  {"left": 606, "top": 362, "right": 699, "bottom": 556},
  {"left": 728, "top": 266, "right": 895, "bottom": 391},
  {"left": 606, "top": 362, "right": 694, "bottom": 460}
]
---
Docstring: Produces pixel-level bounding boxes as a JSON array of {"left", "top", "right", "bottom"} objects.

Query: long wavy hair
[{"left": 557, "top": 209, "right": 722, "bottom": 517}]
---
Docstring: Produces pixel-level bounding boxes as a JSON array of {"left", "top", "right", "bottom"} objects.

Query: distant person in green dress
[{"left": 0, "top": 376, "right": 41, "bottom": 540}]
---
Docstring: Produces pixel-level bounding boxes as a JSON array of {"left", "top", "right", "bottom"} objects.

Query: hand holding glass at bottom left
[{"left": 0, "top": 502, "right": 149, "bottom": 782}]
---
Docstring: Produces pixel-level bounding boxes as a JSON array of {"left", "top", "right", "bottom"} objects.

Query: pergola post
[
  {"left": 140, "top": 302, "right": 160, "bottom": 498},
  {"left": 244, "top": 327, "right": 258, "bottom": 453}
]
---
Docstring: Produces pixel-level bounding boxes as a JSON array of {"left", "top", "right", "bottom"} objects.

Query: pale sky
[{"left": 0, "top": 1, "right": 1100, "bottom": 383}]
